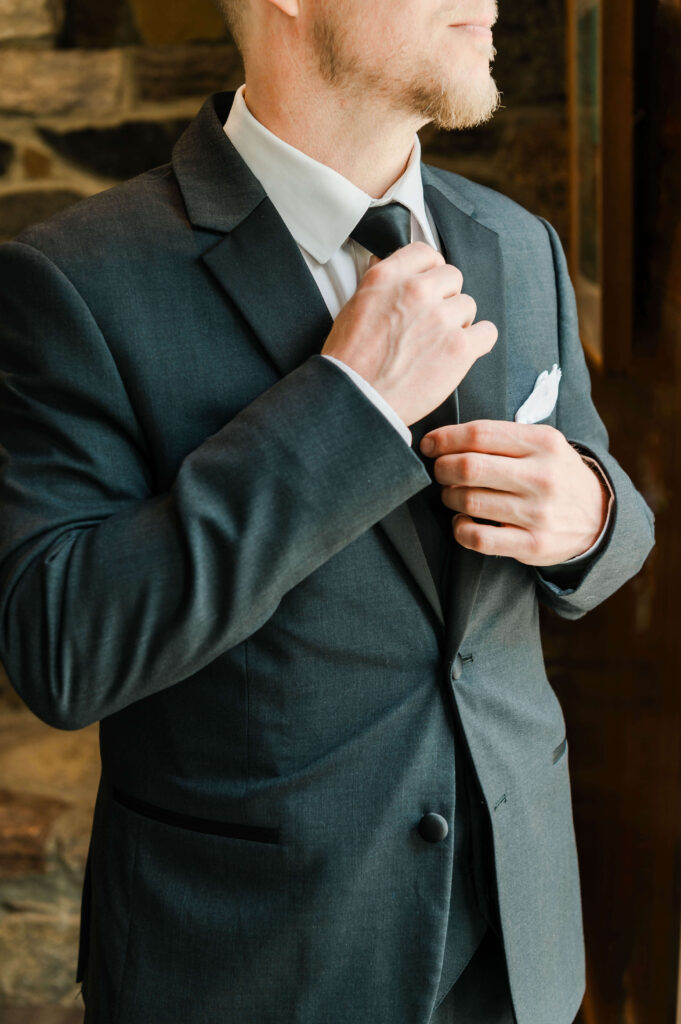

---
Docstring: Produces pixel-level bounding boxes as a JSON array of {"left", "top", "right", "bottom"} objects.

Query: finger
[
  {"left": 438, "top": 290, "right": 478, "bottom": 326},
  {"left": 455, "top": 318, "right": 498, "bottom": 354},
  {"left": 452, "top": 514, "right": 538, "bottom": 560},
  {"left": 442, "top": 486, "right": 533, "bottom": 529},
  {"left": 416, "top": 263, "right": 464, "bottom": 297},
  {"left": 372, "top": 240, "right": 447, "bottom": 276},
  {"left": 434, "top": 451, "right": 542, "bottom": 497},
  {"left": 422, "top": 419, "right": 555, "bottom": 458},
  {"left": 367, "top": 258, "right": 463, "bottom": 300}
]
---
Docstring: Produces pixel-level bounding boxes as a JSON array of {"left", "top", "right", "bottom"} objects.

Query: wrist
[{"left": 576, "top": 456, "right": 611, "bottom": 553}]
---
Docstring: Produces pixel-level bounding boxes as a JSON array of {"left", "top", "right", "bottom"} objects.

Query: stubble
[{"left": 311, "top": 8, "right": 503, "bottom": 131}]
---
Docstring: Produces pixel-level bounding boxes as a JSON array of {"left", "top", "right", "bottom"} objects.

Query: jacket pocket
[{"left": 111, "top": 787, "right": 280, "bottom": 843}]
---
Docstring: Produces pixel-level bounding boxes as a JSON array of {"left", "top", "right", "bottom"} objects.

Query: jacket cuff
[{"left": 321, "top": 355, "right": 413, "bottom": 446}]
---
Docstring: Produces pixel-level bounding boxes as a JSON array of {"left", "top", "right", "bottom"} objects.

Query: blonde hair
[{"left": 213, "top": 0, "right": 247, "bottom": 55}]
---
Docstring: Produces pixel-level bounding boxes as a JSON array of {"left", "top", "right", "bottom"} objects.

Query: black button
[{"left": 418, "top": 812, "right": 449, "bottom": 843}]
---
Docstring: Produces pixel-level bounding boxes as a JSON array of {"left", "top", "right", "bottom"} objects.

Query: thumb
[{"left": 368, "top": 253, "right": 381, "bottom": 268}]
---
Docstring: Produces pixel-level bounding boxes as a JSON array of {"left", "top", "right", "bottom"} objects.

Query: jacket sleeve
[
  {"left": 0, "top": 240, "right": 431, "bottom": 730},
  {"left": 530, "top": 215, "right": 655, "bottom": 618}
]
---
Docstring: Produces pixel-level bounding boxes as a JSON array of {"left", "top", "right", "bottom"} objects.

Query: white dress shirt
[{"left": 223, "top": 83, "right": 612, "bottom": 566}]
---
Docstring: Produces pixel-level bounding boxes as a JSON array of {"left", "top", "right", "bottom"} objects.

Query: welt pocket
[
  {"left": 111, "top": 787, "right": 280, "bottom": 844},
  {"left": 552, "top": 737, "right": 568, "bottom": 765}
]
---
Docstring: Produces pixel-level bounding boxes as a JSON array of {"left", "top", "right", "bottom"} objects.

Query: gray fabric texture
[
  {"left": 430, "top": 927, "right": 517, "bottom": 1024},
  {"left": 0, "top": 91, "right": 654, "bottom": 1024}
]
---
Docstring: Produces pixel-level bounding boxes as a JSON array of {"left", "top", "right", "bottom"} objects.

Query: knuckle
[
  {"left": 533, "top": 505, "right": 552, "bottom": 531},
  {"left": 468, "top": 526, "right": 486, "bottom": 552},
  {"left": 464, "top": 293, "right": 477, "bottom": 322},
  {"left": 433, "top": 457, "right": 451, "bottom": 484},
  {"left": 447, "top": 326, "right": 467, "bottom": 351},
  {"left": 363, "top": 263, "right": 385, "bottom": 286},
  {"left": 459, "top": 454, "right": 481, "bottom": 484},
  {"left": 467, "top": 422, "right": 489, "bottom": 448},
  {"left": 531, "top": 469, "right": 552, "bottom": 497},
  {"left": 537, "top": 424, "right": 562, "bottom": 451},
  {"left": 543, "top": 468, "right": 561, "bottom": 498},
  {"left": 404, "top": 276, "right": 428, "bottom": 303},
  {"left": 434, "top": 302, "right": 452, "bottom": 326},
  {"left": 446, "top": 265, "right": 464, "bottom": 291},
  {"left": 461, "top": 491, "right": 481, "bottom": 517}
]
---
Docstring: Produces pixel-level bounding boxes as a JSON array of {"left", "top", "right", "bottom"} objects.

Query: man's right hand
[{"left": 320, "top": 242, "right": 498, "bottom": 427}]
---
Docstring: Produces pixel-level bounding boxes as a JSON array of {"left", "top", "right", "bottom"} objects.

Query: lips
[
  {"left": 450, "top": 20, "right": 495, "bottom": 29},
  {"left": 449, "top": 10, "right": 497, "bottom": 30}
]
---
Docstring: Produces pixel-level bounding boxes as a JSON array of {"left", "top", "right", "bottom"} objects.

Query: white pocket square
[{"left": 514, "top": 364, "right": 562, "bottom": 424}]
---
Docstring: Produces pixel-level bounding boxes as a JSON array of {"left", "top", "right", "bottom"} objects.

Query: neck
[{"left": 242, "top": 68, "right": 425, "bottom": 198}]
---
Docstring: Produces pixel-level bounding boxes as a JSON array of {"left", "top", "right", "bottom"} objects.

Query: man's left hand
[{"left": 420, "top": 420, "right": 610, "bottom": 565}]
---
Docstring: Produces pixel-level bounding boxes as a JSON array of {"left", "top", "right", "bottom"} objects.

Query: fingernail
[{"left": 420, "top": 437, "right": 435, "bottom": 455}]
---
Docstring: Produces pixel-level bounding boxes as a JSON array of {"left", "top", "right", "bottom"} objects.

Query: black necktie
[
  {"left": 349, "top": 201, "right": 412, "bottom": 258},
  {"left": 349, "top": 203, "right": 455, "bottom": 607}
]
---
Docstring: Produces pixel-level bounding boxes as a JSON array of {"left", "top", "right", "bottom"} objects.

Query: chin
[{"left": 422, "top": 74, "right": 502, "bottom": 131}]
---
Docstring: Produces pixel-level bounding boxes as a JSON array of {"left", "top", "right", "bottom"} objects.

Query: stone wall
[
  {"left": 0, "top": 0, "right": 244, "bottom": 243},
  {"left": 0, "top": 664, "right": 99, "bottom": 1017},
  {"left": 0, "top": 0, "right": 568, "bottom": 1016}
]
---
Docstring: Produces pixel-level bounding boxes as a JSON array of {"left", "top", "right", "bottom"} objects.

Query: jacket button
[
  {"left": 418, "top": 812, "right": 449, "bottom": 843},
  {"left": 449, "top": 653, "right": 463, "bottom": 682}
]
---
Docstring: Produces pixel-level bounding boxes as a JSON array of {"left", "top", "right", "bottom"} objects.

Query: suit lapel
[
  {"left": 421, "top": 168, "right": 509, "bottom": 658},
  {"left": 202, "top": 202, "right": 334, "bottom": 378},
  {"left": 171, "top": 94, "right": 508, "bottom": 645},
  {"left": 173, "top": 91, "right": 335, "bottom": 377},
  {"left": 172, "top": 93, "right": 448, "bottom": 625}
]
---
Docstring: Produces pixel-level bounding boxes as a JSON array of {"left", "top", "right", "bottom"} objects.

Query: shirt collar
[{"left": 223, "top": 84, "right": 432, "bottom": 264}]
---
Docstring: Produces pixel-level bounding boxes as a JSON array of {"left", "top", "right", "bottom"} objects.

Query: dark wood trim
[
  {"left": 567, "top": 0, "right": 634, "bottom": 374},
  {"left": 601, "top": 0, "right": 634, "bottom": 373}
]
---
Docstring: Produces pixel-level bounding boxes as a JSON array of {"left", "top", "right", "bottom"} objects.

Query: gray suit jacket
[{"left": 0, "top": 91, "right": 654, "bottom": 1024}]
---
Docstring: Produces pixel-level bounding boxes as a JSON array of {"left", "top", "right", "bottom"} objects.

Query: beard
[
  {"left": 405, "top": 62, "right": 503, "bottom": 130},
  {"left": 311, "top": 10, "right": 502, "bottom": 131}
]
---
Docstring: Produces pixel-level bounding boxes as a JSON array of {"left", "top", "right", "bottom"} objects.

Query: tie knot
[{"left": 349, "top": 202, "right": 412, "bottom": 260}]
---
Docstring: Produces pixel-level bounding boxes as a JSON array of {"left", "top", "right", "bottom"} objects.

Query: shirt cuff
[{"left": 321, "top": 355, "right": 412, "bottom": 446}]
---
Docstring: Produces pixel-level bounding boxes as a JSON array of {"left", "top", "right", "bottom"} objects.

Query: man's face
[{"left": 307, "top": 0, "right": 501, "bottom": 130}]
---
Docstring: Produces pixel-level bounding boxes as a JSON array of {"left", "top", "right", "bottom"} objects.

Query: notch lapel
[
  {"left": 205, "top": 212, "right": 447, "bottom": 627},
  {"left": 202, "top": 202, "right": 335, "bottom": 378},
  {"left": 421, "top": 167, "right": 509, "bottom": 660},
  {"left": 172, "top": 92, "right": 445, "bottom": 625}
]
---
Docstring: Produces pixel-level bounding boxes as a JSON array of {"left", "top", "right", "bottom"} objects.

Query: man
[{"left": 0, "top": 0, "right": 654, "bottom": 1021}]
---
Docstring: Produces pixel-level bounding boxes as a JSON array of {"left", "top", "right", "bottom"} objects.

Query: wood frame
[{"left": 566, "top": 0, "right": 634, "bottom": 373}]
